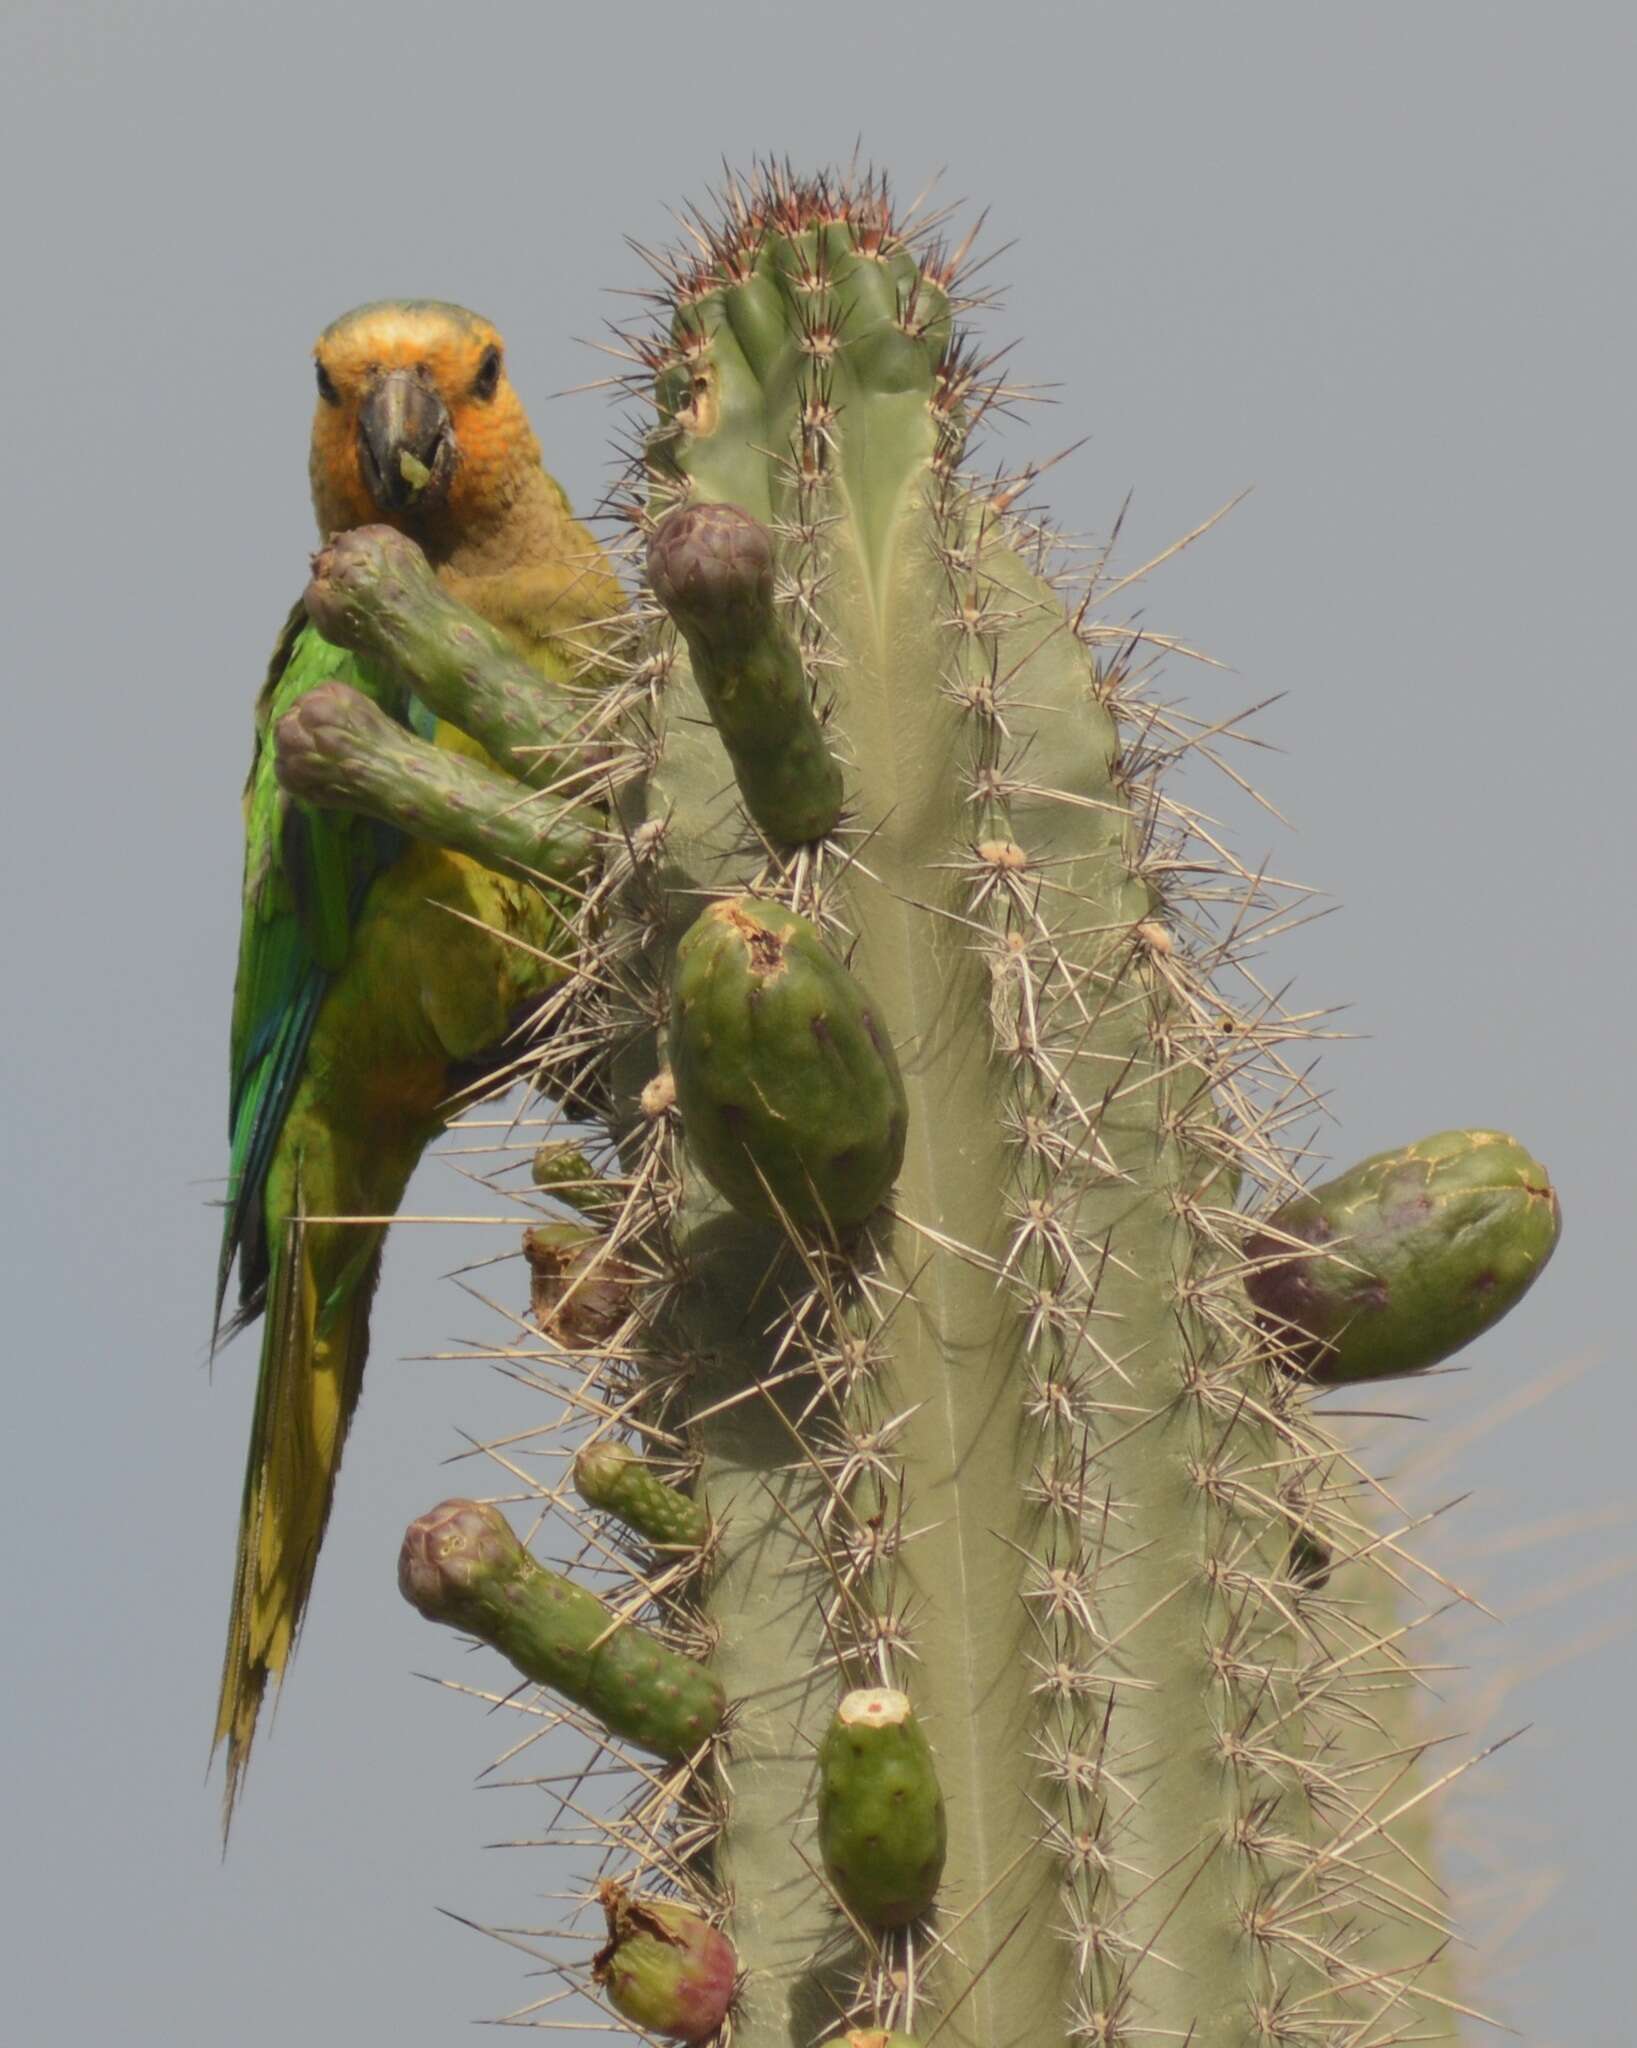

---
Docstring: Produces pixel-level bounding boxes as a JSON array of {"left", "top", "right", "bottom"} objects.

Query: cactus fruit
[
  {"left": 1244, "top": 1127, "right": 1561, "bottom": 1382},
  {"left": 817, "top": 1688, "right": 947, "bottom": 1928},
  {"left": 669, "top": 896, "right": 908, "bottom": 1229},
  {"left": 298, "top": 167, "right": 1567, "bottom": 2046},
  {"left": 648, "top": 501, "right": 844, "bottom": 844},
  {"left": 574, "top": 1442, "right": 710, "bottom": 1550},
  {"left": 522, "top": 1221, "right": 634, "bottom": 1348},
  {"left": 593, "top": 1882, "right": 737, "bottom": 2043},
  {"left": 397, "top": 1499, "right": 722, "bottom": 1758}
]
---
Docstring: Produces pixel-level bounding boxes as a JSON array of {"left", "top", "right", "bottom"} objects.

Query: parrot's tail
[{"left": 213, "top": 1179, "right": 384, "bottom": 1835}]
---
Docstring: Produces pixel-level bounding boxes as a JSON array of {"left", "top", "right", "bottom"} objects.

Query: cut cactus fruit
[
  {"left": 669, "top": 896, "right": 907, "bottom": 1229},
  {"left": 817, "top": 1687, "right": 947, "bottom": 1928}
]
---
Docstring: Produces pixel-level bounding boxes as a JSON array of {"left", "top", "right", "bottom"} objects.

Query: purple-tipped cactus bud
[
  {"left": 648, "top": 502, "right": 775, "bottom": 633},
  {"left": 303, "top": 523, "right": 431, "bottom": 649},
  {"left": 645, "top": 502, "right": 843, "bottom": 844},
  {"left": 397, "top": 1497, "right": 525, "bottom": 1634},
  {"left": 273, "top": 681, "right": 399, "bottom": 808},
  {"left": 592, "top": 1882, "right": 736, "bottom": 2043},
  {"left": 398, "top": 1500, "right": 724, "bottom": 1759}
]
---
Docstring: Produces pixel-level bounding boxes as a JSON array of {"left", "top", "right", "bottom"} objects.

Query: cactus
[
  {"left": 531, "top": 1137, "right": 626, "bottom": 1222},
  {"left": 292, "top": 167, "right": 1562, "bottom": 2045},
  {"left": 647, "top": 501, "right": 844, "bottom": 844},
  {"left": 818, "top": 2036, "right": 923, "bottom": 2048},
  {"left": 522, "top": 1220, "right": 636, "bottom": 1349}
]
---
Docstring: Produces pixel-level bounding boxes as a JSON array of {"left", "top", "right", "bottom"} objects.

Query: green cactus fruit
[
  {"left": 647, "top": 501, "right": 844, "bottom": 845},
  {"left": 669, "top": 896, "right": 907, "bottom": 1229},
  {"left": 817, "top": 1687, "right": 948, "bottom": 1928},
  {"left": 574, "top": 1441, "right": 709, "bottom": 1550},
  {"left": 522, "top": 1222, "right": 633, "bottom": 1348},
  {"left": 397, "top": 1499, "right": 722, "bottom": 1758},
  {"left": 592, "top": 1881, "right": 737, "bottom": 2043},
  {"left": 530, "top": 1139, "right": 624, "bottom": 1224},
  {"left": 1244, "top": 1128, "right": 1561, "bottom": 1383}
]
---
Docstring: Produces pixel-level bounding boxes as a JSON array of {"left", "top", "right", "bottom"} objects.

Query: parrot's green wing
[{"left": 214, "top": 610, "right": 409, "bottom": 1341}]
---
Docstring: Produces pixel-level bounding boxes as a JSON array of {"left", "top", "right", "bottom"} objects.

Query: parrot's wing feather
[{"left": 214, "top": 615, "right": 407, "bottom": 1344}]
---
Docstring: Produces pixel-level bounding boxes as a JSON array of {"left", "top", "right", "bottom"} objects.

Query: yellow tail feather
[{"left": 213, "top": 1186, "right": 382, "bottom": 1834}]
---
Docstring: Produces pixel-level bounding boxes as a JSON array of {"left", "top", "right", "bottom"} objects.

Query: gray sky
[{"left": 2, "top": 3, "right": 1631, "bottom": 2042}]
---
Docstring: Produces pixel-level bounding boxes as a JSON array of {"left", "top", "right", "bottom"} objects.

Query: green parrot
[{"left": 214, "top": 300, "right": 620, "bottom": 1825}]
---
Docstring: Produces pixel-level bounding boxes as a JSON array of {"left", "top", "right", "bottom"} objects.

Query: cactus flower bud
[
  {"left": 648, "top": 501, "right": 844, "bottom": 845},
  {"left": 396, "top": 1496, "right": 527, "bottom": 1635},
  {"left": 398, "top": 1500, "right": 723, "bottom": 1758}
]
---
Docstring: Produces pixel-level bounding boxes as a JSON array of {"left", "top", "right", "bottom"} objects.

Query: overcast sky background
[{"left": 2, "top": 3, "right": 1631, "bottom": 2042}]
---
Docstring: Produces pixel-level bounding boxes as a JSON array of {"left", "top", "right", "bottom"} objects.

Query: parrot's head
[{"left": 308, "top": 301, "right": 540, "bottom": 556}]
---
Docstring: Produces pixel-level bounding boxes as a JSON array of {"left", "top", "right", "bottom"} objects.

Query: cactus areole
[{"left": 355, "top": 166, "right": 1565, "bottom": 2048}]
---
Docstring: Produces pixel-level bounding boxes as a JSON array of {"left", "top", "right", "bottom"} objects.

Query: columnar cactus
[{"left": 296, "top": 166, "right": 1558, "bottom": 2046}]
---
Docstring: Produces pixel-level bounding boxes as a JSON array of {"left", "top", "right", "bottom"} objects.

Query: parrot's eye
[
  {"left": 315, "top": 360, "right": 340, "bottom": 405},
  {"left": 472, "top": 345, "right": 502, "bottom": 401}
]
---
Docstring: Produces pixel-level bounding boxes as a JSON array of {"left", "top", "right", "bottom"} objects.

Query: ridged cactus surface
[{"left": 293, "top": 167, "right": 1559, "bottom": 2046}]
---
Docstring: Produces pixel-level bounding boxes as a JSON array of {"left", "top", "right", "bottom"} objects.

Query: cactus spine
[{"left": 344, "top": 167, "right": 1562, "bottom": 2046}]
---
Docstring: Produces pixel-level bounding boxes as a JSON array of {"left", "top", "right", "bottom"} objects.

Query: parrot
[{"left": 213, "top": 300, "right": 621, "bottom": 1827}]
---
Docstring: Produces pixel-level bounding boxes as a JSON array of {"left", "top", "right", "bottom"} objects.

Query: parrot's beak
[{"left": 357, "top": 369, "right": 455, "bottom": 514}]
